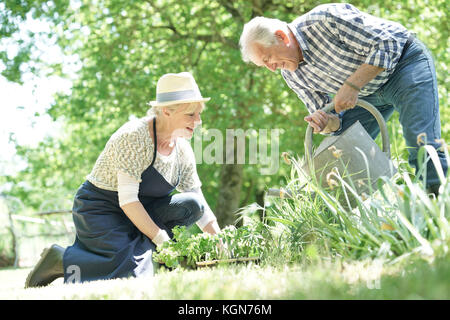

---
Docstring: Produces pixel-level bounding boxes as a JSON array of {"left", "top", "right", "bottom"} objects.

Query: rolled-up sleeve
[
  {"left": 364, "top": 40, "right": 398, "bottom": 70},
  {"left": 195, "top": 203, "right": 217, "bottom": 230}
]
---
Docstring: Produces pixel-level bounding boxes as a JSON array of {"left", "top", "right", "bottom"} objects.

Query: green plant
[
  {"left": 265, "top": 141, "right": 449, "bottom": 263},
  {"left": 153, "top": 223, "right": 268, "bottom": 269}
]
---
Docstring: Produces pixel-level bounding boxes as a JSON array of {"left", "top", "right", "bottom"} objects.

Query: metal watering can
[{"left": 268, "top": 99, "right": 397, "bottom": 206}]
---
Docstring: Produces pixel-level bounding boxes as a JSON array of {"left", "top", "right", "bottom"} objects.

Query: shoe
[
  {"left": 427, "top": 184, "right": 441, "bottom": 198},
  {"left": 25, "top": 244, "right": 65, "bottom": 288}
]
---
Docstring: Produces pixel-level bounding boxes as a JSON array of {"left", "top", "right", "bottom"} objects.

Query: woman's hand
[
  {"left": 201, "top": 220, "right": 228, "bottom": 257},
  {"left": 152, "top": 228, "right": 170, "bottom": 247},
  {"left": 304, "top": 110, "right": 340, "bottom": 134}
]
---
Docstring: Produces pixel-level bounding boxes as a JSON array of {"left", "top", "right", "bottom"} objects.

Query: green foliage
[
  {"left": 0, "top": 0, "right": 70, "bottom": 82},
  {"left": 153, "top": 223, "right": 268, "bottom": 268},
  {"left": 264, "top": 144, "right": 449, "bottom": 263}
]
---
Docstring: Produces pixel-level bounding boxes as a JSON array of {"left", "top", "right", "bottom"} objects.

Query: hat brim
[{"left": 148, "top": 97, "right": 211, "bottom": 107}]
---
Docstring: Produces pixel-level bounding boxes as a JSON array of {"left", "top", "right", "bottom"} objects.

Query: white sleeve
[
  {"left": 196, "top": 208, "right": 217, "bottom": 230},
  {"left": 117, "top": 170, "right": 140, "bottom": 207}
]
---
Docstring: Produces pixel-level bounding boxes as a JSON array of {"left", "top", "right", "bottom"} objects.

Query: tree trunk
[
  {"left": 8, "top": 210, "right": 18, "bottom": 267},
  {"left": 215, "top": 164, "right": 244, "bottom": 227}
]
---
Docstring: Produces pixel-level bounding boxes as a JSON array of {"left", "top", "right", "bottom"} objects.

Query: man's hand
[
  {"left": 334, "top": 82, "right": 359, "bottom": 113},
  {"left": 304, "top": 110, "right": 340, "bottom": 134},
  {"left": 334, "top": 63, "right": 385, "bottom": 113}
]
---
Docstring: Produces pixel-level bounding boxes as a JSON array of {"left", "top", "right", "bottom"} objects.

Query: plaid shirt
[{"left": 281, "top": 3, "right": 411, "bottom": 113}]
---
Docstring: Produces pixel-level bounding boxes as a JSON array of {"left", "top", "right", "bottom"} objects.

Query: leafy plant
[
  {"left": 153, "top": 223, "right": 267, "bottom": 269},
  {"left": 265, "top": 142, "right": 449, "bottom": 263}
]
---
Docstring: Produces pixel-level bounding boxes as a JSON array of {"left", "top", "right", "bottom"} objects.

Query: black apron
[{"left": 63, "top": 118, "right": 180, "bottom": 283}]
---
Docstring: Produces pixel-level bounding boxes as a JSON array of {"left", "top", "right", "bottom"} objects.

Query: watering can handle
[{"left": 304, "top": 99, "right": 391, "bottom": 165}]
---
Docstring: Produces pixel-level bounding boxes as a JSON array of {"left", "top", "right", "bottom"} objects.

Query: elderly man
[{"left": 239, "top": 3, "right": 447, "bottom": 194}]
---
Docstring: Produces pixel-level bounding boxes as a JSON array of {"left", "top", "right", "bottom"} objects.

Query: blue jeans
[
  {"left": 335, "top": 38, "right": 447, "bottom": 187},
  {"left": 141, "top": 192, "right": 205, "bottom": 238}
]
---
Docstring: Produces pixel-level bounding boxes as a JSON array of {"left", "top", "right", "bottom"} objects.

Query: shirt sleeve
[
  {"left": 111, "top": 131, "right": 148, "bottom": 183},
  {"left": 176, "top": 139, "right": 202, "bottom": 193},
  {"left": 196, "top": 211, "right": 217, "bottom": 229},
  {"left": 324, "top": 3, "right": 404, "bottom": 71},
  {"left": 117, "top": 171, "right": 140, "bottom": 207},
  {"left": 282, "top": 71, "right": 331, "bottom": 113}
]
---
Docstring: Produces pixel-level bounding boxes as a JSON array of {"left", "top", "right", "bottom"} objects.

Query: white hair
[{"left": 239, "top": 16, "right": 289, "bottom": 63}]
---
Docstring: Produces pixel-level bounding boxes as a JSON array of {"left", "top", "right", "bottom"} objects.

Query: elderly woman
[{"left": 26, "top": 72, "right": 220, "bottom": 287}]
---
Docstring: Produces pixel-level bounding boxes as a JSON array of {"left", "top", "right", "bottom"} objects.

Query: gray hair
[{"left": 239, "top": 16, "right": 289, "bottom": 63}]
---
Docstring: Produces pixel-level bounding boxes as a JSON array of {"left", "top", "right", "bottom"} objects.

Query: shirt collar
[
  {"left": 287, "top": 23, "right": 309, "bottom": 71},
  {"left": 287, "top": 23, "right": 309, "bottom": 52}
]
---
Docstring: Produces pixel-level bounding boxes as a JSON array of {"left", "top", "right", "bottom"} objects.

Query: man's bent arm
[{"left": 334, "top": 64, "right": 385, "bottom": 112}]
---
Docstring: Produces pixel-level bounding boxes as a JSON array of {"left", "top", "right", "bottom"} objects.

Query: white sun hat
[{"left": 149, "top": 72, "right": 210, "bottom": 107}]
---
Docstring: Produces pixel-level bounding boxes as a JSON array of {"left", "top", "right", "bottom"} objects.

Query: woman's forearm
[{"left": 120, "top": 201, "right": 161, "bottom": 240}]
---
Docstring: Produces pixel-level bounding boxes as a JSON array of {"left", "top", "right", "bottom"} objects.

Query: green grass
[
  {"left": 1, "top": 141, "right": 448, "bottom": 300},
  {"left": 1, "top": 253, "right": 448, "bottom": 300}
]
